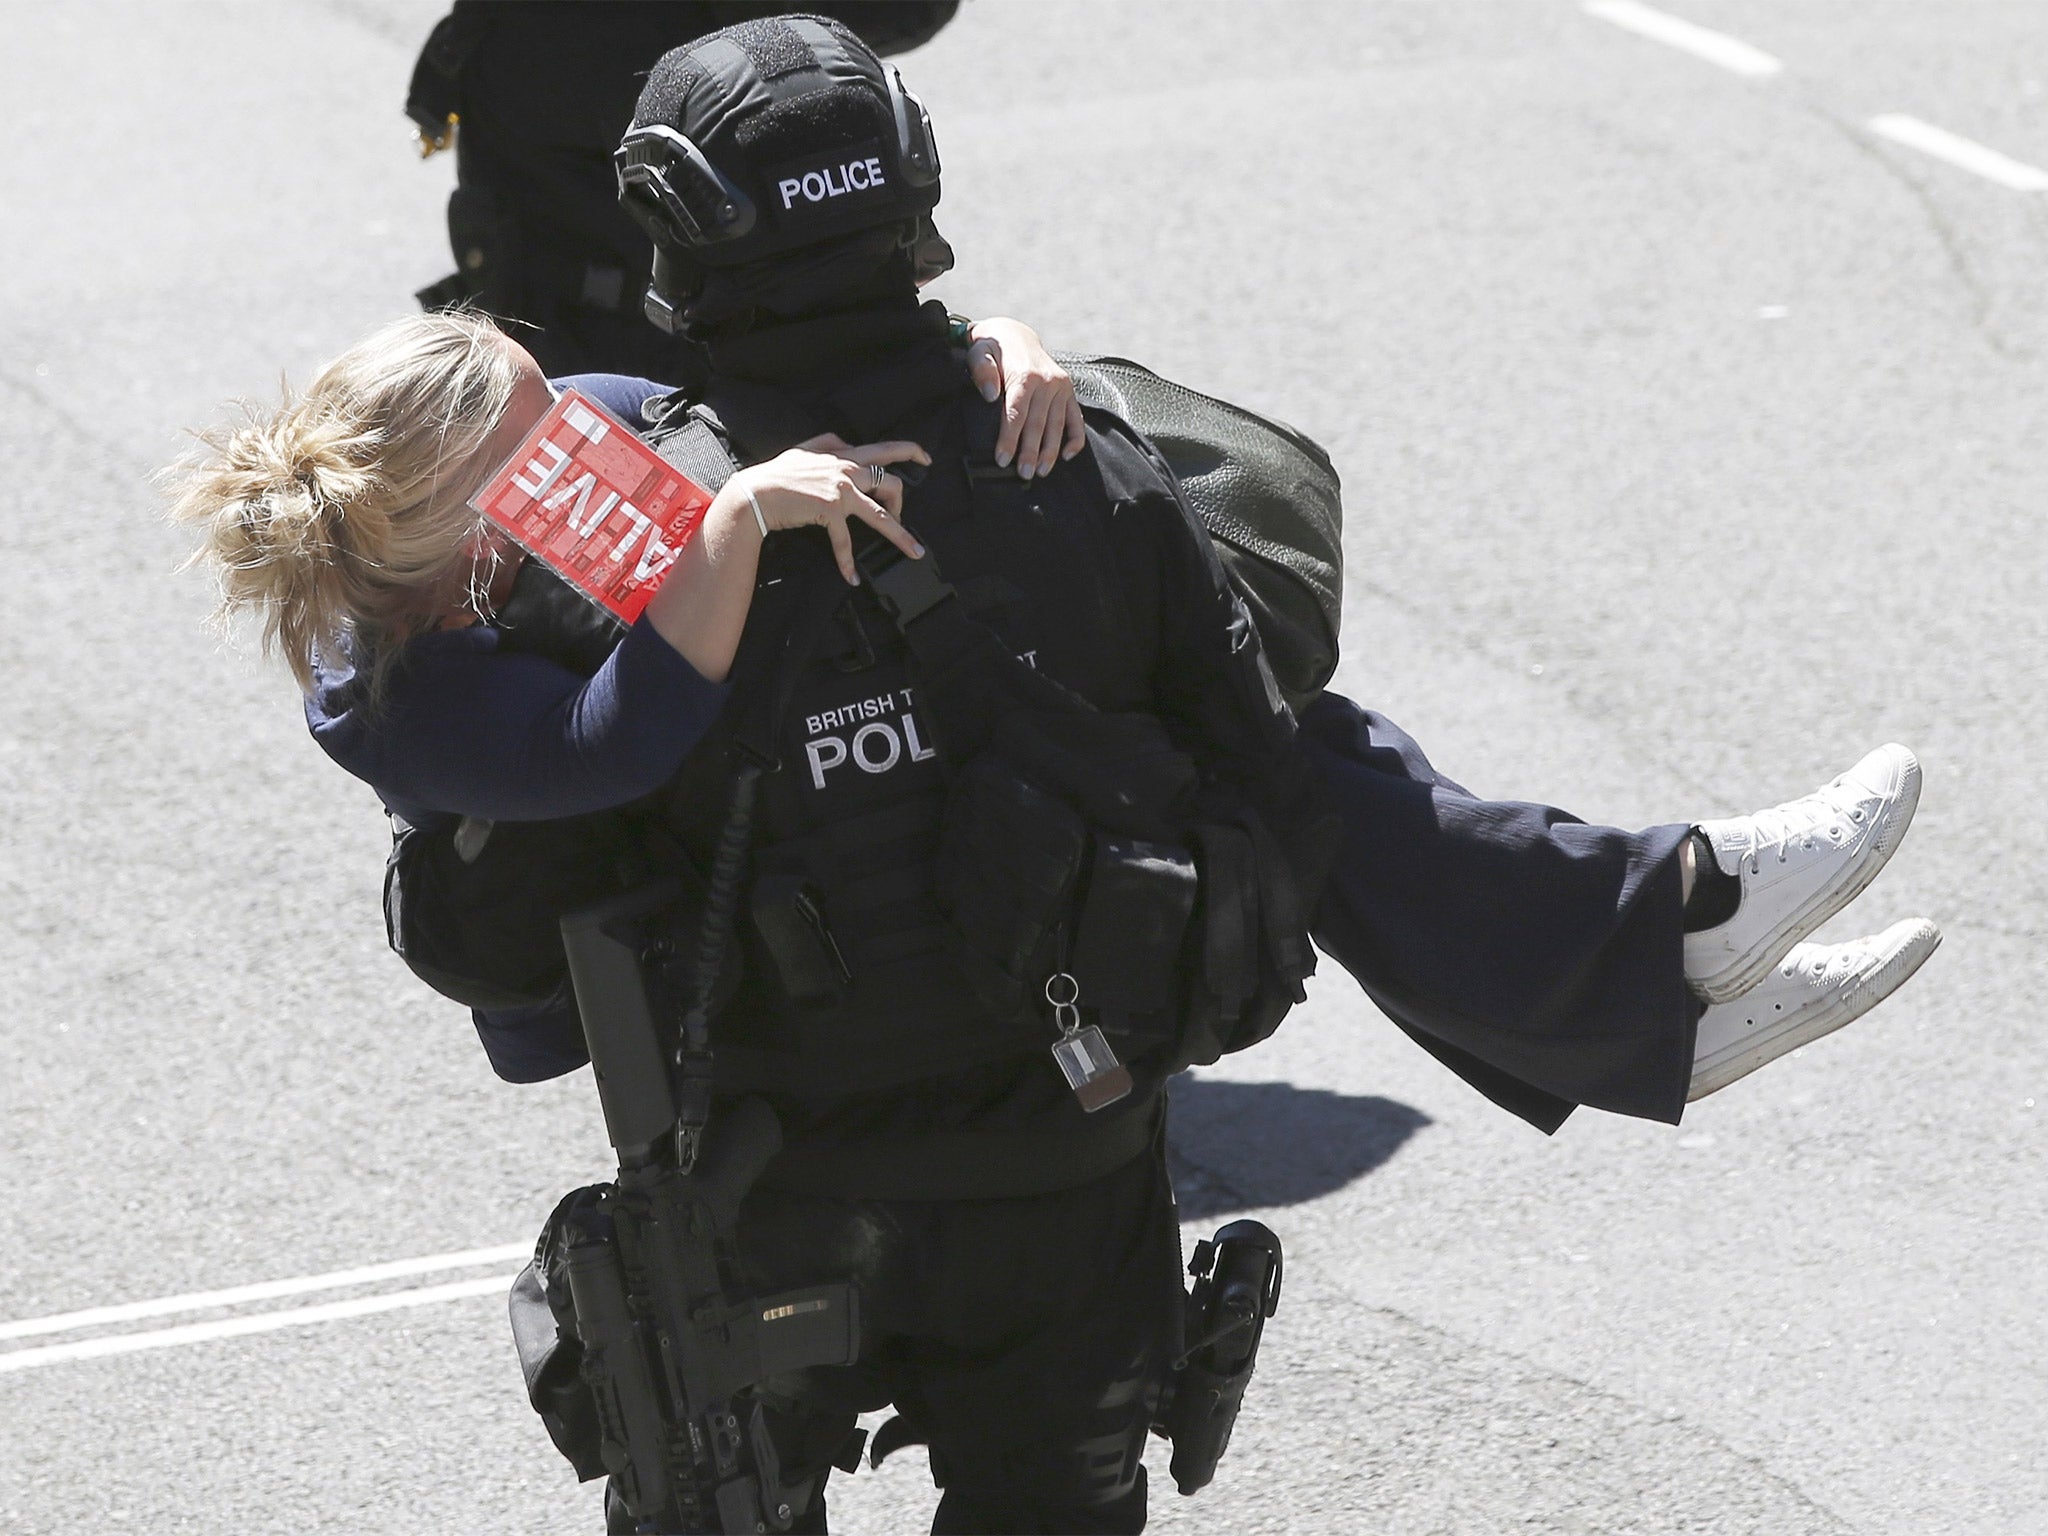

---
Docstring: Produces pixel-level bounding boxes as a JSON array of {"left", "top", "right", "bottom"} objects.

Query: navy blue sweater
[{"left": 308, "top": 374, "right": 721, "bottom": 1080}]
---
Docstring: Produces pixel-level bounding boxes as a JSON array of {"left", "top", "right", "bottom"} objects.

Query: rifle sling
[{"left": 852, "top": 525, "right": 1096, "bottom": 763}]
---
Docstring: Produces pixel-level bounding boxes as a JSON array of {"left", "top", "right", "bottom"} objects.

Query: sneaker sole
[
  {"left": 1687, "top": 918, "right": 1941, "bottom": 1101},
  {"left": 1690, "top": 746, "right": 1923, "bottom": 1005}
]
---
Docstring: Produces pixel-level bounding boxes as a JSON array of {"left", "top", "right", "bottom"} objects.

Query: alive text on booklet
[{"left": 470, "top": 388, "right": 715, "bottom": 623}]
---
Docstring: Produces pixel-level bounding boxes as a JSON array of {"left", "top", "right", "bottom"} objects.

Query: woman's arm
[
  {"left": 640, "top": 437, "right": 930, "bottom": 682},
  {"left": 309, "top": 617, "right": 727, "bottom": 823}
]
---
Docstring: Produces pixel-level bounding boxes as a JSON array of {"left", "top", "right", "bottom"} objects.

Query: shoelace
[
  {"left": 1737, "top": 776, "right": 1871, "bottom": 875},
  {"left": 1786, "top": 941, "right": 1865, "bottom": 984}
]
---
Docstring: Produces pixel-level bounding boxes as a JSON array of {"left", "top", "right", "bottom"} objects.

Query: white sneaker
[
  {"left": 1685, "top": 744, "right": 1922, "bottom": 1004},
  {"left": 1687, "top": 918, "right": 1941, "bottom": 1102}
]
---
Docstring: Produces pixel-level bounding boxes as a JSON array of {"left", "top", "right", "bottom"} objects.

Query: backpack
[{"left": 1061, "top": 355, "right": 1343, "bottom": 709}]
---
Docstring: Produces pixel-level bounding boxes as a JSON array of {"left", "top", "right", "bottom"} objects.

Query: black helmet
[{"left": 616, "top": 13, "right": 944, "bottom": 332}]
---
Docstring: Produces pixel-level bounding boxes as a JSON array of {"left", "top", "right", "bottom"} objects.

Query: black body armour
[
  {"left": 689, "top": 402, "right": 1159, "bottom": 1093},
  {"left": 493, "top": 350, "right": 1327, "bottom": 1197}
]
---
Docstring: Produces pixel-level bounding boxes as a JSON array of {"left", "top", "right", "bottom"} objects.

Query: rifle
[{"left": 558, "top": 882, "right": 860, "bottom": 1534}]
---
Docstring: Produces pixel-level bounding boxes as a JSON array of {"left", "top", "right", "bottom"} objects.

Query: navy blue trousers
[{"left": 1299, "top": 693, "right": 1696, "bottom": 1132}]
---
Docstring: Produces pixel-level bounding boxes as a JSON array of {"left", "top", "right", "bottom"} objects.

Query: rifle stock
[{"left": 561, "top": 883, "right": 684, "bottom": 1164}]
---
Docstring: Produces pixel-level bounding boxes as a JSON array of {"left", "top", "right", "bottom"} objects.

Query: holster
[{"left": 1159, "top": 1219, "right": 1284, "bottom": 1497}]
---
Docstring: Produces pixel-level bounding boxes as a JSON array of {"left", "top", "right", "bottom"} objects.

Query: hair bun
[{"left": 163, "top": 310, "right": 522, "bottom": 695}]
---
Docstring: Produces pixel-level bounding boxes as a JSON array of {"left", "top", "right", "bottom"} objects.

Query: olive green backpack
[{"left": 1061, "top": 355, "right": 1343, "bottom": 709}]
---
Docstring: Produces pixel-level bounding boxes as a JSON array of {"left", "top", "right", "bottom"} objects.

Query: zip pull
[{"left": 1045, "top": 971, "right": 1133, "bottom": 1113}]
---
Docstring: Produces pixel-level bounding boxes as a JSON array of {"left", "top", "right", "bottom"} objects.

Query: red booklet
[{"left": 470, "top": 388, "right": 716, "bottom": 624}]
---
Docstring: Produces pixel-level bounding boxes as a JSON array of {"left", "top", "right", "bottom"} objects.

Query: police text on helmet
[{"left": 777, "top": 156, "right": 888, "bottom": 212}]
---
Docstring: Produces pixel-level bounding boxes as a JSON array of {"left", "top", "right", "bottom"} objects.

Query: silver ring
[{"left": 867, "top": 462, "right": 886, "bottom": 491}]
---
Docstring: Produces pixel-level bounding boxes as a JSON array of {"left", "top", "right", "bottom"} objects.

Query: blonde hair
[{"left": 164, "top": 310, "right": 524, "bottom": 698}]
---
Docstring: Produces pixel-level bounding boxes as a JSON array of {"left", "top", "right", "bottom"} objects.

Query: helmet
[{"left": 615, "top": 13, "right": 944, "bottom": 332}]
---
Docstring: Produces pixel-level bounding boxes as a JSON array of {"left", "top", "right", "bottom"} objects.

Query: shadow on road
[{"left": 1165, "top": 1075, "right": 1431, "bottom": 1222}]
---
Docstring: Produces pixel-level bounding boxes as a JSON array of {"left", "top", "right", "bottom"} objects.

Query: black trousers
[
  {"left": 1300, "top": 692, "right": 1697, "bottom": 1132},
  {"left": 607, "top": 1147, "right": 1184, "bottom": 1535}
]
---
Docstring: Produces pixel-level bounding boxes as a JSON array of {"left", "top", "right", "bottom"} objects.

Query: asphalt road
[{"left": 2, "top": 3, "right": 2043, "bottom": 1533}]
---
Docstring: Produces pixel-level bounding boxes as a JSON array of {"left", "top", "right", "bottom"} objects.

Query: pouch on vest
[
  {"left": 872, "top": 531, "right": 1315, "bottom": 1068},
  {"left": 385, "top": 809, "right": 648, "bottom": 1012},
  {"left": 1068, "top": 836, "right": 1200, "bottom": 1049},
  {"left": 969, "top": 710, "right": 1205, "bottom": 1050},
  {"left": 933, "top": 758, "right": 1089, "bottom": 1020},
  {"left": 1192, "top": 824, "right": 1260, "bottom": 1027},
  {"left": 1175, "top": 802, "right": 1331, "bottom": 1068},
  {"left": 749, "top": 874, "right": 851, "bottom": 1006}
]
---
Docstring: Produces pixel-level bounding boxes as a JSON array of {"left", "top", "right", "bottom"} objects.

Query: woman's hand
[
  {"left": 732, "top": 437, "right": 931, "bottom": 584},
  {"left": 965, "top": 317, "right": 1087, "bottom": 481},
  {"left": 644, "top": 438, "right": 930, "bottom": 682}
]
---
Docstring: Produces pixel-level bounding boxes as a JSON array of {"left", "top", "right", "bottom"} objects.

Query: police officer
[
  {"left": 407, "top": 2, "right": 957, "bottom": 381},
  {"left": 561, "top": 13, "right": 1322, "bottom": 1531}
]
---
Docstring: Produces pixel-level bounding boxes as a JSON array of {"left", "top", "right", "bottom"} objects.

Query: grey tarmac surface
[{"left": 1, "top": 2, "right": 2041, "bottom": 1532}]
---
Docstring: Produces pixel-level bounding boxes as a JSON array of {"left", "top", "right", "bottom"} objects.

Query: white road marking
[
  {"left": 0, "top": 1275, "right": 516, "bottom": 1375},
  {"left": 1583, "top": 0, "right": 1783, "bottom": 78},
  {"left": 0, "top": 1242, "right": 529, "bottom": 1343},
  {"left": 1868, "top": 114, "right": 2048, "bottom": 191}
]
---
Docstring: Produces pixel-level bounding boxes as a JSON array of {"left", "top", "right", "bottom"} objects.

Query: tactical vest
[
  {"left": 643, "top": 387, "right": 1294, "bottom": 1104},
  {"left": 386, "top": 371, "right": 1333, "bottom": 1196}
]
